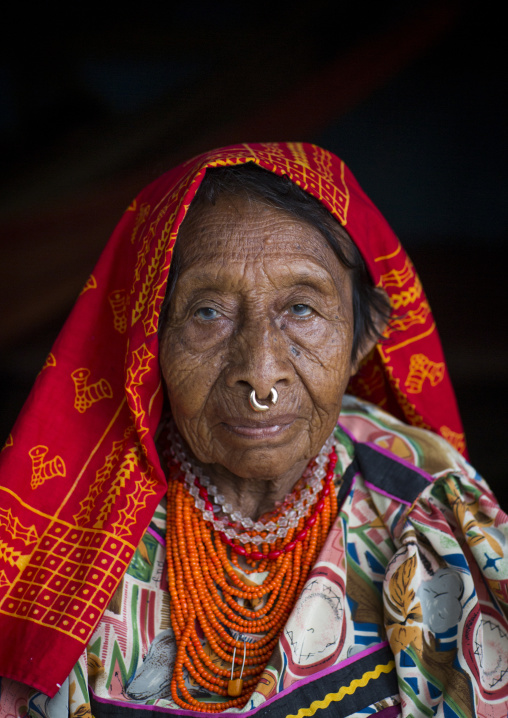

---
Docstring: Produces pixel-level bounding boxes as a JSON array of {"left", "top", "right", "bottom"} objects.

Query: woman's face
[{"left": 160, "top": 194, "right": 359, "bottom": 482}]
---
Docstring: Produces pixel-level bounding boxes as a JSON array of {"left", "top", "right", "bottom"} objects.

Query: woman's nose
[{"left": 224, "top": 318, "right": 292, "bottom": 399}]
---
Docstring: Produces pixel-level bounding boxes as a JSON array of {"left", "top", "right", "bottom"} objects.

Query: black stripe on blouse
[
  {"left": 89, "top": 642, "right": 398, "bottom": 718},
  {"left": 338, "top": 442, "right": 431, "bottom": 508}
]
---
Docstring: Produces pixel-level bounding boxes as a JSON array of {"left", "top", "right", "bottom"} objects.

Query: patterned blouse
[{"left": 1, "top": 396, "right": 507, "bottom": 718}]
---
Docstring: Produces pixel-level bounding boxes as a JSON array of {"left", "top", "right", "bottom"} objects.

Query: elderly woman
[{"left": 0, "top": 143, "right": 507, "bottom": 717}]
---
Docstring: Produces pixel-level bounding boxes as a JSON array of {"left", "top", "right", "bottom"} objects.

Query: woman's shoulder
[
  {"left": 339, "top": 394, "right": 474, "bottom": 481},
  {"left": 337, "top": 394, "right": 503, "bottom": 528},
  {"left": 337, "top": 395, "right": 504, "bottom": 550}
]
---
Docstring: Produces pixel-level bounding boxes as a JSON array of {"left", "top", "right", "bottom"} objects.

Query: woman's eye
[
  {"left": 195, "top": 307, "right": 220, "bottom": 320},
  {"left": 290, "top": 303, "right": 312, "bottom": 317}
]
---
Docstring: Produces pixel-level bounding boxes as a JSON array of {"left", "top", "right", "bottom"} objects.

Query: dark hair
[{"left": 160, "top": 163, "right": 390, "bottom": 362}]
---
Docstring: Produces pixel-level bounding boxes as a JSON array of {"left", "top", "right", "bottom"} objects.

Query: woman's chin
[
  {"left": 205, "top": 423, "right": 316, "bottom": 483},
  {"left": 216, "top": 454, "right": 307, "bottom": 484}
]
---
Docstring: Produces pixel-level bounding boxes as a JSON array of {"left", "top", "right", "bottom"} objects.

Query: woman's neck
[{"left": 198, "top": 459, "right": 309, "bottom": 521}]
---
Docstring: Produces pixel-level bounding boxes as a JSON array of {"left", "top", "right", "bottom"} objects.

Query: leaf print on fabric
[
  {"left": 70, "top": 704, "right": 92, "bottom": 718},
  {"left": 137, "top": 538, "right": 152, "bottom": 566},
  {"left": 384, "top": 553, "right": 423, "bottom": 655},
  {"left": 386, "top": 554, "right": 419, "bottom": 619},
  {"left": 444, "top": 477, "right": 496, "bottom": 547},
  {"left": 389, "top": 625, "right": 422, "bottom": 654},
  {"left": 86, "top": 651, "right": 104, "bottom": 677}
]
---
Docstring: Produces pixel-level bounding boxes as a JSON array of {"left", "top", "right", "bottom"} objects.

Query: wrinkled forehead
[{"left": 175, "top": 192, "right": 338, "bottom": 270}]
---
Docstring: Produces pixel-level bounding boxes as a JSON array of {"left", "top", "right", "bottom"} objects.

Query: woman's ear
[{"left": 351, "top": 287, "right": 390, "bottom": 376}]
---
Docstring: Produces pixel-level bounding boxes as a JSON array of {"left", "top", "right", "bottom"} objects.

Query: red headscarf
[{"left": 0, "top": 142, "right": 465, "bottom": 695}]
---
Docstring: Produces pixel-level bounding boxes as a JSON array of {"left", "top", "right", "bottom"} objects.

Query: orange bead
[{"left": 228, "top": 678, "right": 244, "bottom": 697}]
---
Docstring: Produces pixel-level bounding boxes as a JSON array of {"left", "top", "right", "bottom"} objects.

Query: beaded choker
[{"left": 163, "top": 424, "right": 340, "bottom": 712}]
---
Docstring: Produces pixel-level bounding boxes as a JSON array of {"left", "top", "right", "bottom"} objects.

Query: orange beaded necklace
[{"left": 164, "top": 436, "right": 339, "bottom": 712}]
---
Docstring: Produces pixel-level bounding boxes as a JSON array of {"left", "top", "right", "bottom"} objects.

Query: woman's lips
[{"left": 221, "top": 416, "right": 296, "bottom": 439}]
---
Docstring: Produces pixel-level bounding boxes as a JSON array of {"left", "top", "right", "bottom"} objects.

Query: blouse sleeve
[{"left": 383, "top": 465, "right": 508, "bottom": 716}]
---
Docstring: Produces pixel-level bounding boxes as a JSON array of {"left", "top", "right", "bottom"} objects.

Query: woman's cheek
[
  {"left": 168, "top": 358, "right": 207, "bottom": 398},
  {"left": 294, "top": 327, "right": 353, "bottom": 408},
  {"left": 163, "top": 348, "right": 226, "bottom": 422},
  {"left": 291, "top": 322, "right": 351, "bottom": 371},
  {"left": 179, "top": 319, "right": 233, "bottom": 353}
]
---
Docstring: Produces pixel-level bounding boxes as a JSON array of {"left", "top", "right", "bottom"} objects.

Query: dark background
[{"left": 0, "top": 1, "right": 506, "bottom": 500}]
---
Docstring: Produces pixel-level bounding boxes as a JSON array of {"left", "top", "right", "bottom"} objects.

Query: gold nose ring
[{"left": 249, "top": 388, "right": 278, "bottom": 412}]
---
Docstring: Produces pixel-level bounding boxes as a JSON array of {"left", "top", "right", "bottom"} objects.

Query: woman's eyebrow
[
  {"left": 175, "top": 257, "right": 339, "bottom": 292},
  {"left": 276, "top": 267, "right": 338, "bottom": 292}
]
